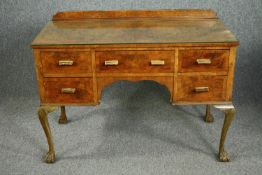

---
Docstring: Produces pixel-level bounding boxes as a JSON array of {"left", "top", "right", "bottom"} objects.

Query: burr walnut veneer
[{"left": 31, "top": 9, "right": 239, "bottom": 163}]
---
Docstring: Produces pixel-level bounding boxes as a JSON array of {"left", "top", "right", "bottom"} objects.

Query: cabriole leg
[
  {"left": 37, "top": 106, "right": 57, "bottom": 163},
  {"left": 214, "top": 104, "right": 235, "bottom": 162},
  {"left": 58, "top": 106, "right": 68, "bottom": 124},
  {"left": 204, "top": 104, "right": 214, "bottom": 123}
]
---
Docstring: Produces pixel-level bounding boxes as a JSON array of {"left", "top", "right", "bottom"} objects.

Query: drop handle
[
  {"left": 151, "top": 60, "right": 165, "bottom": 65},
  {"left": 61, "top": 88, "right": 76, "bottom": 94},
  {"left": 194, "top": 87, "right": 209, "bottom": 92},
  {"left": 58, "top": 60, "right": 74, "bottom": 66},
  {"left": 196, "top": 59, "right": 211, "bottom": 64}
]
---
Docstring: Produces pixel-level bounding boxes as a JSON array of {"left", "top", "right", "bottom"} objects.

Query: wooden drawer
[
  {"left": 175, "top": 75, "right": 227, "bottom": 102},
  {"left": 42, "top": 78, "right": 94, "bottom": 104},
  {"left": 178, "top": 49, "right": 229, "bottom": 73},
  {"left": 96, "top": 50, "right": 174, "bottom": 73},
  {"left": 40, "top": 51, "right": 92, "bottom": 77}
]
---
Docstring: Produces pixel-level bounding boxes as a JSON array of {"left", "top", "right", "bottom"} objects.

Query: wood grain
[
  {"left": 52, "top": 9, "right": 218, "bottom": 20},
  {"left": 32, "top": 10, "right": 238, "bottom": 106},
  {"left": 31, "top": 9, "right": 238, "bottom": 46},
  {"left": 175, "top": 75, "right": 227, "bottom": 102},
  {"left": 178, "top": 49, "right": 230, "bottom": 73},
  {"left": 42, "top": 78, "right": 94, "bottom": 104},
  {"left": 32, "top": 43, "right": 238, "bottom": 49},
  {"left": 226, "top": 47, "right": 237, "bottom": 100},
  {"left": 41, "top": 51, "right": 92, "bottom": 77},
  {"left": 33, "top": 49, "right": 45, "bottom": 103},
  {"left": 91, "top": 50, "right": 98, "bottom": 103},
  {"left": 96, "top": 50, "right": 174, "bottom": 73}
]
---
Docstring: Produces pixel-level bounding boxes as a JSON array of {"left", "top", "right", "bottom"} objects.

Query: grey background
[{"left": 0, "top": 1, "right": 262, "bottom": 175}]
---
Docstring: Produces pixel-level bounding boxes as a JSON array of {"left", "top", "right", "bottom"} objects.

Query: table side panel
[{"left": 226, "top": 47, "right": 237, "bottom": 101}]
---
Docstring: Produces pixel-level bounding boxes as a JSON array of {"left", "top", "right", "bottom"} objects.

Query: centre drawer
[
  {"left": 42, "top": 78, "right": 94, "bottom": 104},
  {"left": 40, "top": 51, "right": 92, "bottom": 76},
  {"left": 175, "top": 75, "right": 227, "bottom": 102},
  {"left": 95, "top": 50, "right": 174, "bottom": 73},
  {"left": 178, "top": 49, "right": 230, "bottom": 73}
]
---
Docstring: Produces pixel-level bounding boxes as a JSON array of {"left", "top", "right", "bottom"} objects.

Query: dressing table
[{"left": 31, "top": 9, "right": 239, "bottom": 163}]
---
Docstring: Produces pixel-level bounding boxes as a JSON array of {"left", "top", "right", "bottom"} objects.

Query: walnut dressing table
[{"left": 31, "top": 10, "right": 239, "bottom": 163}]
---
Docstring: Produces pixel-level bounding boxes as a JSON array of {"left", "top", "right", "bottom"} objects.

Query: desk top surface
[{"left": 31, "top": 10, "right": 238, "bottom": 46}]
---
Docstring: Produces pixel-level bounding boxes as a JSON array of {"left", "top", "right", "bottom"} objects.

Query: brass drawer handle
[
  {"left": 61, "top": 88, "right": 76, "bottom": 94},
  {"left": 194, "top": 87, "right": 209, "bottom": 92},
  {"left": 151, "top": 60, "right": 165, "bottom": 65},
  {"left": 196, "top": 59, "right": 211, "bottom": 64},
  {"left": 59, "top": 60, "right": 74, "bottom": 66},
  {"left": 104, "top": 60, "right": 119, "bottom": 66}
]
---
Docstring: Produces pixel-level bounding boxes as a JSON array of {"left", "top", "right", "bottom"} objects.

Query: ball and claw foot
[
  {"left": 219, "top": 150, "right": 230, "bottom": 162},
  {"left": 38, "top": 106, "right": 57, "bottom": 163},
  {"left": 44, "top": 151, "right": 55, "bottom": 163},
  {"left": 214, "top": 104, "right": 235, "bottom": 163}
]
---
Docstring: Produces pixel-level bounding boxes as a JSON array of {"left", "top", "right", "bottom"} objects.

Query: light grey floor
[{"left": 0, "top": 81, "right": 262, "bottom": 175}]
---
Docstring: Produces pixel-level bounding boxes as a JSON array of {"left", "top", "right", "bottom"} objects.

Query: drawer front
[
  {"left": 178, "top": 49, "right": 229, "bottom": 73},
  {"left": 41, "top": 51, "right": 92, "bottom": 76},
  {"left": 42, "top": 78, "right": 94, "bottom": 104},
  {"left": 96, "top": 51, "right": 174, "bottom": 73},
  {"left": 176, "top": 75, "right": 227, "bottom": 102}
]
